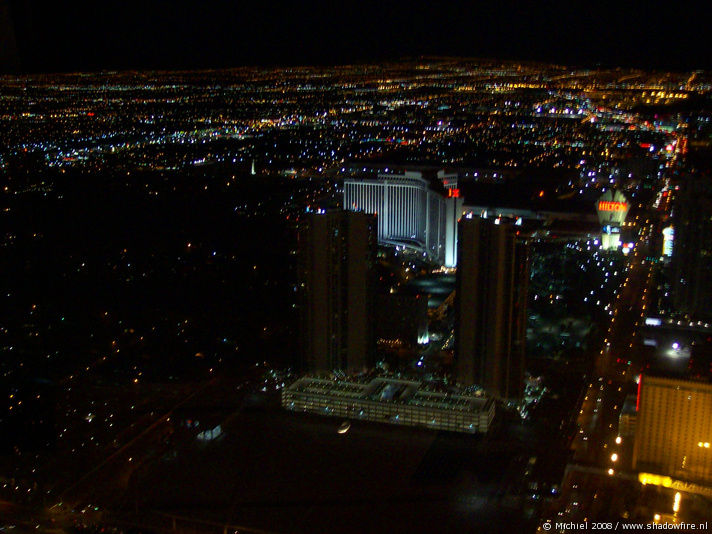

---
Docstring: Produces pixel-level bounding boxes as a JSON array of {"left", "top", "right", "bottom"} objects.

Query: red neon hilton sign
[{"left": 598, "top": 201, "right": 628, "bottom": 212}]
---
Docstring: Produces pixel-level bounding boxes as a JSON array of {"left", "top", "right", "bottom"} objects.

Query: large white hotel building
[{"left": 343, "top": 169, "right": 462, "bottom": 267}]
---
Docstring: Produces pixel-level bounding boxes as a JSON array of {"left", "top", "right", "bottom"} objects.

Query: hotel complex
[{"left": 343, "top": 166, "right": 595, "bottom": 269}]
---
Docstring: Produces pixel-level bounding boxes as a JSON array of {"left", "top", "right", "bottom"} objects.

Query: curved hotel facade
[{"left": 344, "top": 171, "right": 449, "bottom": 264}]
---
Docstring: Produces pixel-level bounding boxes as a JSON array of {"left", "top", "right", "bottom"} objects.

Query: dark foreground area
[{"left": 89, "top": 403, "right": 541, "bottom": 534}]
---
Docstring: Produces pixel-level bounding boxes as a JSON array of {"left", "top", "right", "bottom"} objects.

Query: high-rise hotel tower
[
  {"left": 455, "top": 216, "right": 529, "bottom": 399},
  {"left": 297, "top": 210, "right": 377, "bottom": 374}
]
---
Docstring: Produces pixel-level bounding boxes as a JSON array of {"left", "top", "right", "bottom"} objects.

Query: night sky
[{"left": 3, "top": 0, "right": 711, "bottom": 72}]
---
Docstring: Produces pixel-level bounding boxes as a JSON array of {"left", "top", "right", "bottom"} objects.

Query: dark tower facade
[
  {"left": 455, "top": 217, "right": 529, "bottom": 399},
  {"left": 671, "top": 171, "right": 712, "bottom": 320},
  {"left": 298, "top": 210, "right": 377, "bottom": 374}
]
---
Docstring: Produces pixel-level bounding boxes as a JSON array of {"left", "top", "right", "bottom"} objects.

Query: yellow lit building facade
[{"left": 633, "top": 375, "right": 712, "bottom": 486}]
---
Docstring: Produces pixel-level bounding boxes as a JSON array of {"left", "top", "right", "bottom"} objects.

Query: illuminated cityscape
[{"left": 2, "top": 3, "right": 712, "bottom": 533}]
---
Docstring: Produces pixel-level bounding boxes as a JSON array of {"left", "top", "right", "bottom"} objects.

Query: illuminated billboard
[
  {"left": 598, "top": 201, "right": 628, "bottom": 212},
  {"left": 596, "top": 190, "right": 629, "bottom": 227}
]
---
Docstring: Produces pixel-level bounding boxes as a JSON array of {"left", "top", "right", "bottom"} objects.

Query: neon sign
[
  {"left": 598, "top": 201, "right": 628, "bottom": 212},
  {"left": 448, "top": 188, "right": 460, "bottom": 198}
]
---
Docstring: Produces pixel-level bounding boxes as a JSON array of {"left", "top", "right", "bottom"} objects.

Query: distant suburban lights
[{"left": 598, "top": 201, "right": 628, "bottom": 212}]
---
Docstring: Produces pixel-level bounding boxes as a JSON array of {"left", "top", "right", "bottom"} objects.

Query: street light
[
  {"left": 615, "top": 436, "right": 622, "bottom": 445},
  {"left": 611, "top": 453, "right": 618, "bottom": 462}
]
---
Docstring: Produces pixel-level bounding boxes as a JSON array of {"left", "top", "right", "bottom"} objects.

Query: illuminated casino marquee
[
  {"left": 598, "top": 200, "right": 628, "bottom": 212},
  {"left": 596, "top": 190, "right": 630, "bottom": 249},
  {"left": 596, "top": 190, "right": 630, "bottom": 226}
]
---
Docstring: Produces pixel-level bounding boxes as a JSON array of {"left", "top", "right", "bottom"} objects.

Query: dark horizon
[{"left": 3, "top": 1, "right": 711, "bottom": 74}]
